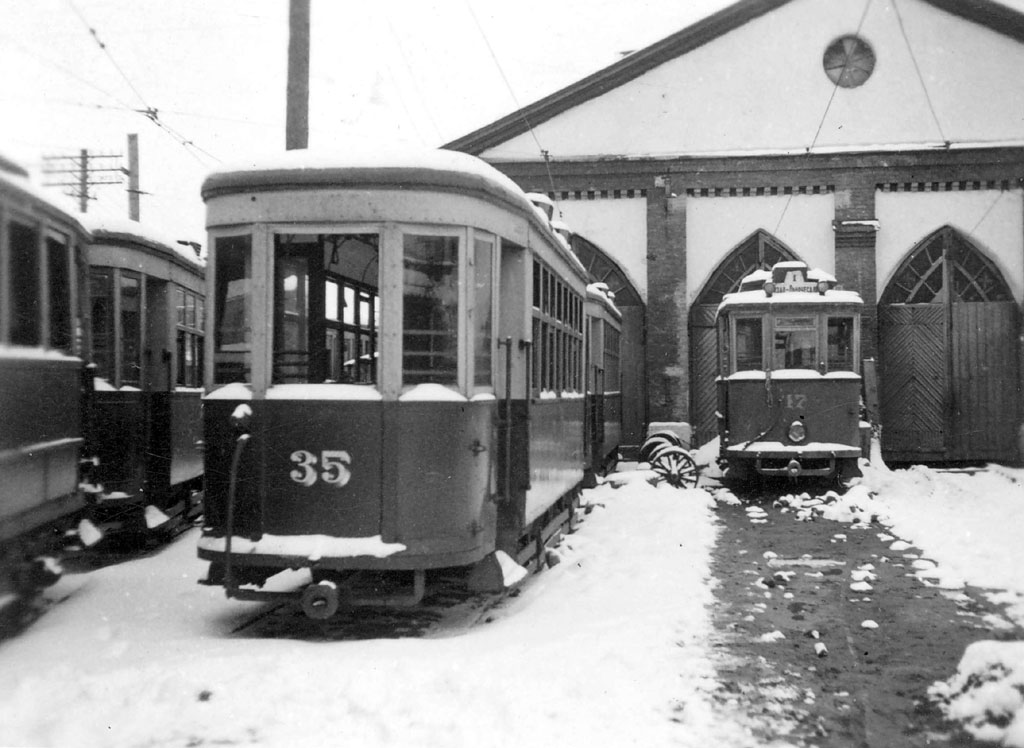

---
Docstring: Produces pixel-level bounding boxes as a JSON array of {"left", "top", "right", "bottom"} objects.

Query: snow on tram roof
[
  {"left": 202, "top": 144, "right": 588, "bottom": 277},
  {"left": 82, "top": 214, "right": 205, "bottom": 269},
  {"left": 202, "top": 145, "right": 530, "bottom": 208},
  {"left": 0, "top": 152, "right": 88, "bottom": 234}
]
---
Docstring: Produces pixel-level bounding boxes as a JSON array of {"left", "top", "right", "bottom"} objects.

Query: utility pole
[
  {"left": 286, "top": 0, "right": 310, "bottom": 150},
  {"left": 127, "top": 133, "right": 141, "bottom": 221},
  {"left": 42, "top": 149, "right": 123, "bottom": 213}
]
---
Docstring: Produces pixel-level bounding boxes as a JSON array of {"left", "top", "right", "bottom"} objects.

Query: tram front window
[
  {"left": 213, "top": 235, "right": 253, "bottom": 384},
  {"left": 272, "top": 233, "right": 379, "bottom": 384},
  {"left": 402, "top": 234, "right": 459, "bottom": 386},
  {"left": 734, "top": 317, "right": 763, "bottom": 372},
  {"left": 773, "top": 316, "right": 817, "bottom": 370},
  {"left": 827, "top": 316, "right": 855, "bottom": 371}
]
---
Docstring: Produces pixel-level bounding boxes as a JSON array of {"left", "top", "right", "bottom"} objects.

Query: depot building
[{"left": 448, "top": 0, "right": 1024, "bottom": 464}]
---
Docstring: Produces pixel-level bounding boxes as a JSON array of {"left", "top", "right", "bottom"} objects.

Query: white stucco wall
[
  {"left": 686, "top": 193, "right": 836, "bottom": 302},
  {"left": 553, "top": 197, "right": 649, "bottom": 300},
  {"left": 482, "top": 0, "right": 1024, "bottom": 161},
  {"left": 875, "top": 189, "right": 1024, "bottom": 302}
]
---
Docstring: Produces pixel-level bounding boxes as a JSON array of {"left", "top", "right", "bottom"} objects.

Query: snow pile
[
  {"left": 0, "top": 472, "right": 754, "bottom": 748},
  {"left": 929, "top": 640, "right": 1024, "bottom": 747}
]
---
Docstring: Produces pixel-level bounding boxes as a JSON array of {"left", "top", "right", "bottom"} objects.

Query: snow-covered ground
[{"left": 0, "top": 446, "right": 1022, "bottom": 748}]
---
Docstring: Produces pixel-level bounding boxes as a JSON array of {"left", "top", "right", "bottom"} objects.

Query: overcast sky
[{"left": 4, "top": 0, "right": 1024, "bottom": 245}]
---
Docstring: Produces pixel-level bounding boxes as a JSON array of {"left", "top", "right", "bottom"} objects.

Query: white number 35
[{"left": 289, "top": 449, "right": 352, "bottom": 487}]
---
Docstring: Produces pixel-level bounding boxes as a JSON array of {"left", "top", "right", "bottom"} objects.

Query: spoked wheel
[{"left": 650, "top": 446, "right": 699, "bottom": 488}]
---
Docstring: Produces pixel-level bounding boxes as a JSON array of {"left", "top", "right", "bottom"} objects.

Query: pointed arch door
[
  {"left": 689, "top": 231, "right": 798, "bottom": 447},
  {"left": 879, "top": 226, "right": 1020, "bottom": 462}
]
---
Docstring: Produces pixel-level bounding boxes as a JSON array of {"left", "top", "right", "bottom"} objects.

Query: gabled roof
[{"left": 444, "top": 0, "right": 1024, "bottom": 156}]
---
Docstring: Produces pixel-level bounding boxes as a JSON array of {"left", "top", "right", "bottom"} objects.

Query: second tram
[{"left": 716, "top": 261, "right": 866, "bottom": 483}]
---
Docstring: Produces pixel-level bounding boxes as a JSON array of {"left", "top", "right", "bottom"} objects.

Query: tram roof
[
  {"left": 0, "top": 156, "right": 88, "bottom": 237},
  {"left": 82, "top": 214, "right": 205, "bottom": 271},
  {"left": 202, "top": 145, "right": 587, "bottom": 279},
  {"left": 204, "top": 146, "right": 535, "bottom": 214},
  {"left": 718, "top": 288, "right": 863, "bottom": 313}
]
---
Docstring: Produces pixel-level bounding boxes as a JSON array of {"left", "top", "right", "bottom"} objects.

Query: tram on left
[
  {"left": 0, "top": 154, "right": 208, "bottom": 611},
  {"left": 0, "top": 155, "right": 96, "bottom": 603}
]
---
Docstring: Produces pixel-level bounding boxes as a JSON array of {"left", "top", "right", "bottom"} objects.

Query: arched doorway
[
  {"left": 689, "top": 230, "right": 798, "bottom": 447},
  {"left": 879, "top": 226, "right": 1020, "bottom": 463},
  {"left": 569, "top": 233, "right": 646, "bottom": 453}
]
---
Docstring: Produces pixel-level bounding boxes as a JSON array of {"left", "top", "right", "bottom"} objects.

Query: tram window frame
[
  {"left": 401, "top": 229, "right": 462, "bottom": 389},
  {"left": 271, "top": 232, "right": 381, "bottom": 386},
  {"left": 211, "top": 234, "right": 254, "bottom": 385},
  {"left": 90, "top": 269, "right": 115, "bottom": 380},
  {"left": 826, "top": 315, "right": 858, "bottom": 373},
  {"left": 530, "top": 258, "right": 584, "bottom": 398},
  {"left": 46, "top": 231, "right": 72, "bottom": 352},
  {"left": 471, "top": 231, "right": 495, "bottom": 391},
  {"left": 731, "top": 316, "right": 764, "bottom": 373},
  {"left": 771, "top": 315, "right": 818, "bottom": 371},
  {"left": 119, "top": 271, "right": 143, "bottom": 387},
  {"left": 8, "top": 219, "right": 40, "bottom": 347},
  {"left": 176, "top": 286, "right": 204, "bottom": 388},
  {"left": 603, "top": 321, "right": 621, "bottom": 392}
]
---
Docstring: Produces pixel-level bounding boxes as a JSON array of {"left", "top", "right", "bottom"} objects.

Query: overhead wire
[
  {"left": 63, "top": 0, "right": 221, "bottom": 167},
  {"left": 773, "top": 0, "right": 874, "bottom": 236},
  {"left": 381, "top": 9, "right": 444, "bottom": 144},
  {"left": 463, "top": 1, "right": 561, "bottom": 214}
]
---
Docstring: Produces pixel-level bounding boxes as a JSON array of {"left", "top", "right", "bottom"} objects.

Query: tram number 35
[{"left": 289, "top": 450, "right": 352, "bottom": 487}]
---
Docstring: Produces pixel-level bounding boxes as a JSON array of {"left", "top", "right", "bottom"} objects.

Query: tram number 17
[
  {"left": 782, "top": 394, "right": 807, "bottom": 409},
  {"left": 289, "top": 450, "right": 352, "bottom": 487}
]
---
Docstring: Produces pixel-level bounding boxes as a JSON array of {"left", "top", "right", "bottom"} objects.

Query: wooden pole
[
  {"left": 286, "top": 0, "right": 310, "bottom": 150},
  {"left": 127, "top": 133, "right": 140, "bottom": 221}
]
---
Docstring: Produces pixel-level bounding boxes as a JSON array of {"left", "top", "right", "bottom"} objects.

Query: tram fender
[{"left": 467, "top": 550, "right": 528, "bottom": 593}]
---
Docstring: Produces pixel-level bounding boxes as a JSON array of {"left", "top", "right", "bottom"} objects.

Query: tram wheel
[{"left": 650, "top": 446, "right": 699, "bottom": 488}]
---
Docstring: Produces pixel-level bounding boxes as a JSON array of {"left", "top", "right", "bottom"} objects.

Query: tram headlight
[
  {"left": 817, "top": 280, "right": 829, "bottom": 295},
  {"left": 788, "top": 419, "right": 806, "bottom": 443},
  {"left": 763, "top": 281, "right": 775, "bottom": 297}
]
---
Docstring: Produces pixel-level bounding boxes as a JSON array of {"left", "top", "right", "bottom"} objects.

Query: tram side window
[
  {"left": 176, "top": 287, "right": 204, "bottom": 387},
  {"left": 403, "top": 234, "right": 459, "bottom": 386},
  {"left": 47, "top": 234, "right": 72, "bottom": 352},
  {"left": 213, "top": 235, "right": 253, "bottom": 384},
  {"left": 272, "top": 233, "right": 380, "bottom": 385},
  {"left": 827, "top": 317, "right": 855, "bottom": 372},
  {"left": 773, "top": 316, "right": 817, "bottom": 370},
  {"left": 473, "top": 237, "right": 494, "bottom": 388},
  {"left": 603, "top": 323, "right": 621, "bottom": 391},
  {"left": 90, "top": 270, "right": 114, "bottom": 379},
  {"left": 9, "top": 221, "right": 39, "bottom": 346},
  {"left": 734, "top": 317, "right": 763, "bottom": 372},
  {"left": 120, "top": 273, "right": 142, "bottom": 386},
  {"left": 530, "top": 261, "right": 584, "bottom": 396}
]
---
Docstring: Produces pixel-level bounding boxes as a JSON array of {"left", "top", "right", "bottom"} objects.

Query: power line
[
  {"left": 891, "top": 0, "right": 948, "bottom": 145},
  {"left": 463, "top": 0, "right": 561, "bottom": 212},
  {"left": 62, "top": 0, "right": 221, "bottom": 167},
  {"left": 774, "top": 0, "right": 873, "bottom": 236}
]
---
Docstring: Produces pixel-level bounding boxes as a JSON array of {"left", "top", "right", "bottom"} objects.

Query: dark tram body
[
  {"left": 197, "top": 148, "right": 624, "bottom": 616},
  {"left": 716, "top": 261, "right": 865, "bottom": 483},
  {"left": 83, "top": 218, "right": 205, "bottom": 537},
  {"left": 0, "top": 155, "right": 92, "bottom": 600}
]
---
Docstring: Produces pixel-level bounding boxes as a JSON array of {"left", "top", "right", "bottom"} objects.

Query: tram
[
  {"left": 716, "top": 261, "right": 866, "bottom": 483},
  {"left": 83, "top": 217, "right": 205, "bottom": 538},
  {"left": 196, "top": 147, "right": 624, "bottom": 617},
  {"left": 0, "top": 154, "right": 93, "bottom": 598}
]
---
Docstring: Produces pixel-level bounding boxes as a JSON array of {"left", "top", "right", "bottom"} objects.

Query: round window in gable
[{"left": 823, "top": 35, "right": 876, "bottom": 88}]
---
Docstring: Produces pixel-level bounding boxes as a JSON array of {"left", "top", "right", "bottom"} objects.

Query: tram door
[{"left": 879, "top": 227, "right": 1020, "bottom": 463}]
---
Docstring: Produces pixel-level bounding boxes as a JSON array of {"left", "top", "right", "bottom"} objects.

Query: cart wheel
[
  {"left": 650, "top": 446, "right": 699, "bottom": 488},
  {"left": 638, "top": 431, "right": 683, "bottom": 464}
]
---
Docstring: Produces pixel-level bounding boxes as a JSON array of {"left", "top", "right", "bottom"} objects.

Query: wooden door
[{"left": 879, "top": 226, "right": 1020, "bottom": 463}]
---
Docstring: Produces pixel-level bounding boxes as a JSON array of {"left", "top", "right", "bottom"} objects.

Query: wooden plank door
[
  {"left": 690, "top": 305, "right": 719, "bottom": 449},
  {"left": 879, "top": 304, "right": 949, "bottom": 461},
  {"left": 949, "top": 301, "right": 1021, "bottom": 461}
]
